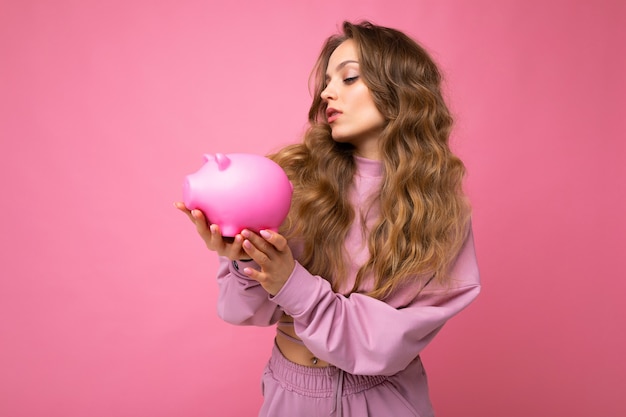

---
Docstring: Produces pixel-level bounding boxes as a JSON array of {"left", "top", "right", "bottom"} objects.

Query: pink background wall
[{"left": 1, "top": 1, "right": 625, "bottom": 416}]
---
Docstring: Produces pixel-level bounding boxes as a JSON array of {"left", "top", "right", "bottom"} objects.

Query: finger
[
  {"left": 207, "top": 225, "right": 246, "bottom": 258},
  {"left": 241, "top": 229, "right": 274, "bottom": 254},
  {"left": 242, "top": 238, "right": 270, "bottom": 265},
  {"left": 242, "top": 265, "right": 263, "bottom": 281},
  {"left": 207, "top": 223, "right": 222, "bottom": 244},
  {"left": 174, "top": 202, "right": 195, "bottom": 222},
  {"left": 207, "top": 224, "right": 232, "bottom": 252},
  {"left": 260, "top": 230, "right": 289, "bottom": 252},
  {"left": 209, "top": 224, "right": 235, "bottom": 247},
  {"left": 174, "top": 201, "right": 188, "bottom": 212},
  {"left": 241, "top": 267, "right": 282, "bottom": 296},
  {"left": 228, "top": 233, "right": 246, "bottom": 258},
  {"left": 191, "top": 210, "right": 210, "bottom": 232}
]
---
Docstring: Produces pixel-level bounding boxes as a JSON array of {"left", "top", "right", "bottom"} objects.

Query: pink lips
[{"left": 326, "top": 108, "right": 341, "bottom": 123}]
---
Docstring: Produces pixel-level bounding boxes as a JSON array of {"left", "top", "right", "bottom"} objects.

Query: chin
[{"left": 330, "top": 130, "right": 351, "bottom": 143}]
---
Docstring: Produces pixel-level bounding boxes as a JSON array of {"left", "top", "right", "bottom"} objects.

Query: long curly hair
[{"left": 269, "top": 21, "right": 471, "bottom": 299}]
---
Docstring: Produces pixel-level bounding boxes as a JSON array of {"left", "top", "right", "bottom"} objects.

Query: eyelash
[{"left": 323, "top": 75, "right": 359, "bottom": 90}]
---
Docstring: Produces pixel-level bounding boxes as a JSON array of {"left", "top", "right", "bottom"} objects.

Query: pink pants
[{"left": 259, "top": 344, "right": 434, "bottom": 417}]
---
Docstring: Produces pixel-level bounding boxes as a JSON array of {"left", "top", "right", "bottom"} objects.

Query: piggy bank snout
[{"left": 182, "top": 174, "right": 201, "bottom": 208}]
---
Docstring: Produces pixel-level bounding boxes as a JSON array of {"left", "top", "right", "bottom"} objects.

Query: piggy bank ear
[
  {"left": 215, "top": 153, "right": 230, "bottom": 170},
  {"left": 202, "top": 153, "right": 231, "bottom": 170}
]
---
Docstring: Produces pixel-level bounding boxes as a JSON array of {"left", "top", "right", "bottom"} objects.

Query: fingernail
[
  {"left": 243, "top": 240, "right": 252, "bottom": 249},
  {"left": 241, "top": 229, "right": 250, "bottom": 238},
  {"left": 260, "top": 230, "right": 271, "bottom": 239}
]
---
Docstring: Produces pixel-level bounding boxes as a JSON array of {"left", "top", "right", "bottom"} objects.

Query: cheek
[
  {"left": 354, "top": 89, "right": 382, "bottom": 120},
  {"left": 361, "top": 101, "right": 384, "bottom": 125}
]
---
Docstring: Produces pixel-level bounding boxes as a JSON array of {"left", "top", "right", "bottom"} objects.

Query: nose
[{"left": 321, "top": 83, "right": 336, "bottom": 101}]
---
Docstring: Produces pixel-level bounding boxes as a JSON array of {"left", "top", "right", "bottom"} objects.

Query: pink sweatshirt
[{"left": 216, "top": 156, "right": 480, "bottom": 377}]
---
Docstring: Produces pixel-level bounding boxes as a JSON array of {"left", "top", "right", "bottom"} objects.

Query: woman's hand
[
  {"left": 239, "top": 229, "right": 295, "bottom": 296},
  {"left": 174, "top": 201, "right": 248, "bottom": 260}
]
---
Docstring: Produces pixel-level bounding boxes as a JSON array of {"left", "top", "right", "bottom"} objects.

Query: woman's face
[{"left": 321, "top": 39, "right": 385, "bottom": 160}]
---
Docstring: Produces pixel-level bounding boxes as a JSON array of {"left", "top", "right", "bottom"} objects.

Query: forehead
[{"left": 327, "top": 39, "right": 358, "bottom": 70}]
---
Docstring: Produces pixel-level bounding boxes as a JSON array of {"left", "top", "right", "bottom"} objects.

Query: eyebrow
[{"left": 325, "top": 60, "right": 359, "bottom": 81}]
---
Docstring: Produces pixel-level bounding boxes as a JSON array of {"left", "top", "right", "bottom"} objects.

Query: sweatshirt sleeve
[
  {"left": 215, "top": 257, "right": 283, "bottom": 326},
  {"left": 269, "top": 228, "right": 481, "bottom": 376}
]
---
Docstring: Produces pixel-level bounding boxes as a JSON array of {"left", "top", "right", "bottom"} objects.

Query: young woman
[{"left": 176, "top": 21, "right": 480, "bottom": 417}]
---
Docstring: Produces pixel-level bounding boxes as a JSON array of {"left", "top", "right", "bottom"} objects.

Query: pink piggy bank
[{"left": 183, "top": 153, "right": 293, "bottom": 237}]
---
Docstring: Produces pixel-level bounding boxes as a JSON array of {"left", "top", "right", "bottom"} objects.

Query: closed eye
[{"left": 344, "top": 76, "right": 359, "bottom": 84}]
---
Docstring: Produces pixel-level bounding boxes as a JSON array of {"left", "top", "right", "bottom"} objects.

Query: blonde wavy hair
[{"left": 270, "top": 21, "right": 471, "bottom": 299}]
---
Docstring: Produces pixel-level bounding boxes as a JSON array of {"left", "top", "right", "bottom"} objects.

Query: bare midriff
[{"left": 276, "top": 314, "right": 330, "bottom": 368}]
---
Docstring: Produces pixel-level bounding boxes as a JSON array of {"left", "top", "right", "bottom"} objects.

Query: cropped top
[{"left": 215, "top": 156, "right": 481, "bottom": 376}]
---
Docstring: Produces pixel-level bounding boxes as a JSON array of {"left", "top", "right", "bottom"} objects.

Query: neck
[{"left": 354, "top": 146, "right": 380, "bottom": 161}]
